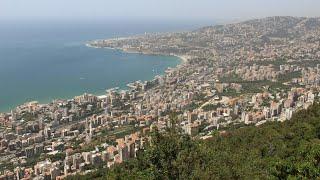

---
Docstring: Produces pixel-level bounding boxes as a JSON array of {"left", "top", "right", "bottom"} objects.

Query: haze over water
[{"left": 0, "top": 20, "right": 203, "bottom": 112}]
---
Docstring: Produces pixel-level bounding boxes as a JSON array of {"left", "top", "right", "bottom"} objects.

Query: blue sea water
[{"left": 0, "top": 20, "right": 205, "bottom": 112}]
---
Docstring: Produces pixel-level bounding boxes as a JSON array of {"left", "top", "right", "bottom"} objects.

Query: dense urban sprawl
[{"left": 1, "top": 16, "right": 320, "bottom": 179}]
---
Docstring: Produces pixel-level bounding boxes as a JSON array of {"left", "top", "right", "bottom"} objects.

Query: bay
[{"left": 0, "top": 20, "right": 203, "bottom": 112}]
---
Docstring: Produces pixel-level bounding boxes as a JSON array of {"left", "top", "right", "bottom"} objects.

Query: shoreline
[
  {"left": 85, "top": 43, "right": 189, "bottom": 64},
  {"left": 0, "top": 43, "right": 184, "bottom": 114}
]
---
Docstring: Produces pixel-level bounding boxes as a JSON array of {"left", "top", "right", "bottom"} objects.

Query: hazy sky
[{"left": 1, "top": 0, "right": 320, "bottom": 21}]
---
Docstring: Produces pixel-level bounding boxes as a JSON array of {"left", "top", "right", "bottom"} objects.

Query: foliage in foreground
[{"left": 68, "top": 103, "right": 320, "bottom": 180}]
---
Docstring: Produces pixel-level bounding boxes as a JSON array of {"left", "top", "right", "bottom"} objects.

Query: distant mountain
[
  {"left": 197, "top": 17, "right": 319, "bottom": 43},
  {"left": 199, "top": 16, "right": 320, "bottom": 33}
]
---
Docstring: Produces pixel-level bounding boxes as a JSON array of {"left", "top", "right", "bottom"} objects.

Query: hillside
[
  {"left": 68, "top": 102, "right": 320, "bottom": 180},
  {"left": 91, "top": 16, "right": 320, "bottom": 65}
]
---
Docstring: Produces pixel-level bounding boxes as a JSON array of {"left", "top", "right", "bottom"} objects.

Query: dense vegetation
[{"left": 68, "top": 103, "right": 320, "bottom": 180}]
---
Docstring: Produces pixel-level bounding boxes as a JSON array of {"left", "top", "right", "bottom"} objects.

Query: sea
[{"left": 0, "top": 19, "right": 209, "bottom": 112}]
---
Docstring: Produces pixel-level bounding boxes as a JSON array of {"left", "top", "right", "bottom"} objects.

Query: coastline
[
  {"left": 85, "top": 43, "right": 189, "bottom": 64},
  {"left": 0, "top": 42, "right": 183, "bottom": 114}
]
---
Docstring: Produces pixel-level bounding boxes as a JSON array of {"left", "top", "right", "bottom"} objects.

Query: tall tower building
[{"left": 86, "top": 120, "right": 93, "bottom": 143}]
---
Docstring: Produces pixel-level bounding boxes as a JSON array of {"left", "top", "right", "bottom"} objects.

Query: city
[{"left": 1, "top": 16, "right": 320, "bottom": 179}]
